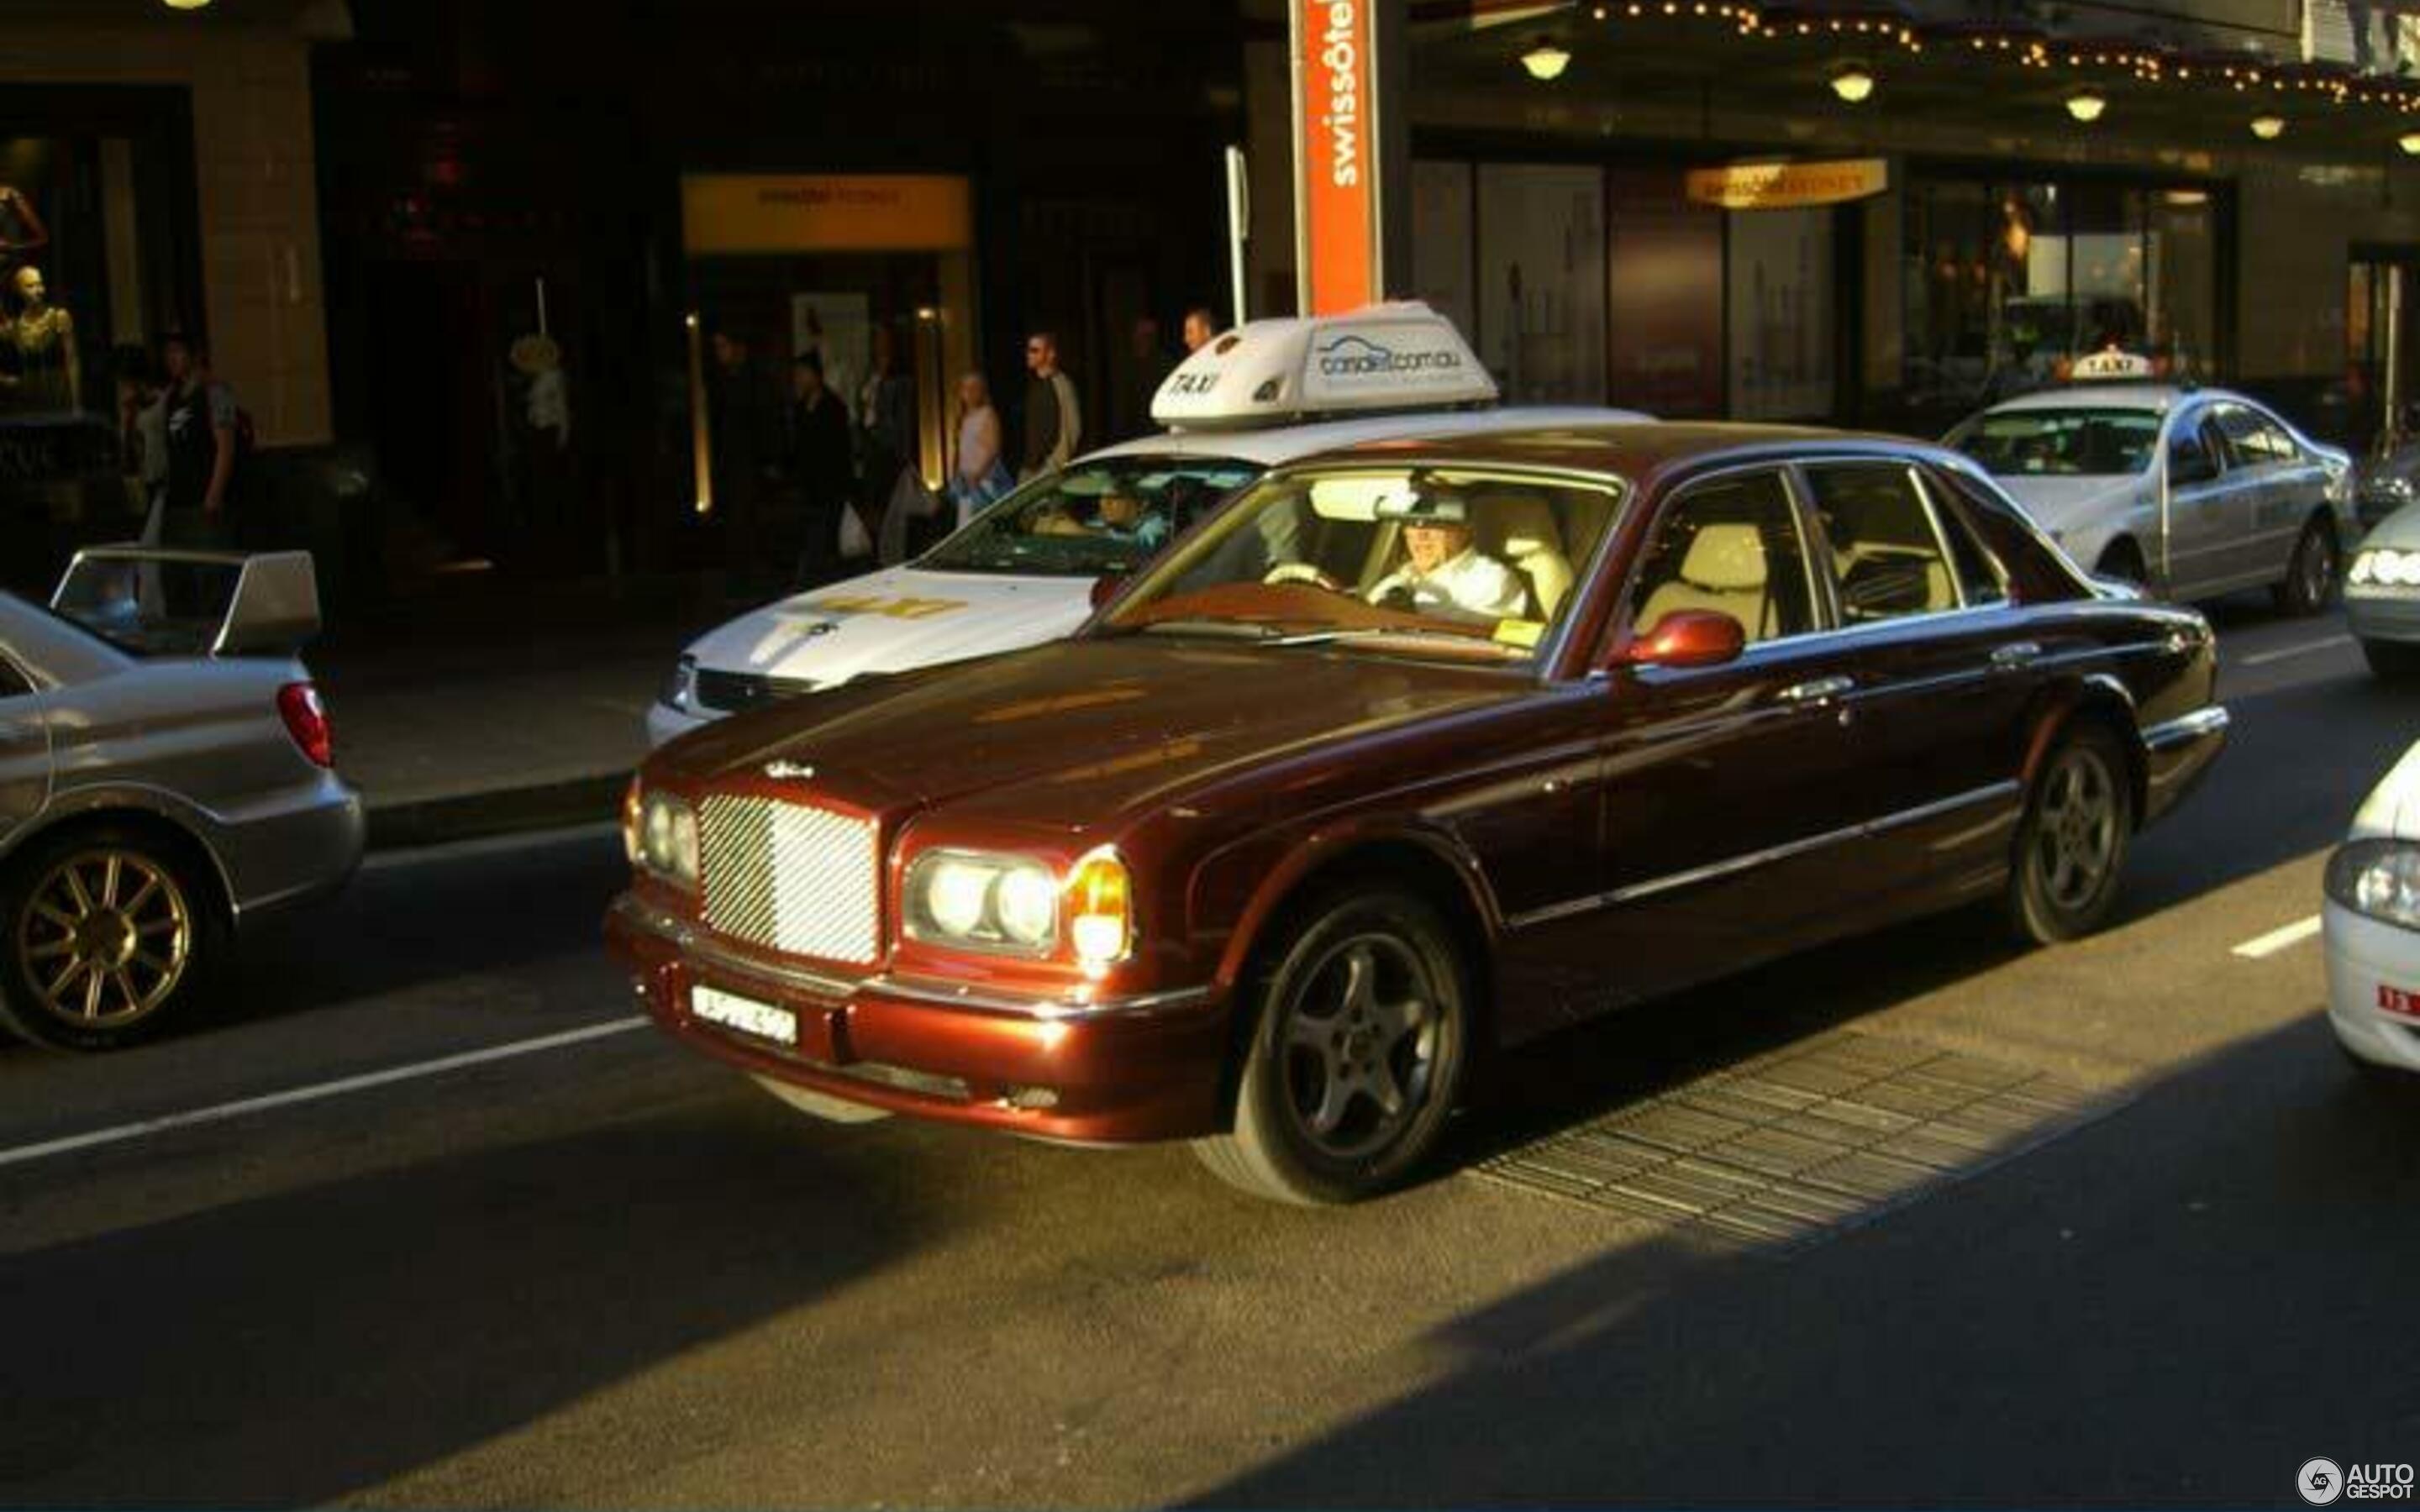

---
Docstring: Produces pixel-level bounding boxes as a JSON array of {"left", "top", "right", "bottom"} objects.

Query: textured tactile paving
[{"left": 1473, "top": 1029, "right": 2121, "bottom": 1249}]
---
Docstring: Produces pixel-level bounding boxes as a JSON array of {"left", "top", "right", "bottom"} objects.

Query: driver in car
[{"left": 1365, "top": 498, "right": 1528, "bottom": 622}]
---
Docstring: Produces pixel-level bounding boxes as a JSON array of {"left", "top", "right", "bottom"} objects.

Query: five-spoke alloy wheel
[
  {"left": 1195, "top": 888, "right": 1470, "bottom": 1205},
  {"left": 2007, "top": 726, "right": 2134, "bottom": 944}
]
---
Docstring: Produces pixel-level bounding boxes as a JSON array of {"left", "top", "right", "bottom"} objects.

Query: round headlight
[
  {"left": 925, "top": 859, "right": 993, "bottom": 937},
  {"left": 644, "top": 795, "right": 675, "bottom": 866},
  {"left": 995, "top": 866, "right": 1059, "bottom": 948}
]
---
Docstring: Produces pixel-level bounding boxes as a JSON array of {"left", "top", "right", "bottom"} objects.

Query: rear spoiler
[{"left": 51, "top": 548, "right": 322, "bottom": 659}]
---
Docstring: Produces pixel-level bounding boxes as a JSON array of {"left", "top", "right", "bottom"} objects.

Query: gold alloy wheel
[{"left": 13, "top": 848, "right": 193, "bottom": 1030}]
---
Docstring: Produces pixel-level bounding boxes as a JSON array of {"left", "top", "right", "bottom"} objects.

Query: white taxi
[
  {"left": 2325, "top": 738, "right": 2420, "bottom": 1079},
  {"left": 1945, "top": 352, "right": 2353, "bottom": 613},
  {"left": 648, "top": 304, "right": 1644, "bottom": 745}
]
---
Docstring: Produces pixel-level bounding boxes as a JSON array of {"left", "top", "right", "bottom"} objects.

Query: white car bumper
[
  {"left": 2322, "top": 900, "right": 2420, "bottom": 1074},
  {"left": 2346, "top": 590, "right": 2420, "bottom": 648}
]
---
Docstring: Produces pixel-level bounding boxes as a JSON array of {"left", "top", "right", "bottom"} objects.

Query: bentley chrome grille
[{"left": 698, "top": 795, "right": 881, "bottom": 964}]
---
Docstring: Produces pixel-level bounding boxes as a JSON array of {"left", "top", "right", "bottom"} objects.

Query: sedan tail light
[{"left": 278, "top": 681, "right": 334, "bottom": 768}]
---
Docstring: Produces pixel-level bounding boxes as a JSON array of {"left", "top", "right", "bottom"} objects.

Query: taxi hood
[
  {"left": 650, "top": 638, "right": 1529, "bottom": 831},
  {"left": 681, "top": 567, "right": 1097, "bottom": 688}
]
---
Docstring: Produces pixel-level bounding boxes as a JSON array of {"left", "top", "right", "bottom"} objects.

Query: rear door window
[{"left": 1800, "top": 463, "right": 1965, "bottom": 623}]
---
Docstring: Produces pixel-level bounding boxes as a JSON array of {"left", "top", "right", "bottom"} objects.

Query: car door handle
[
  {"left": 1777, "top": 675, "right": 1855, "bottom": 704},
  {"left": 1990, "top": 642, "right": 2043, "bottom": 670}
]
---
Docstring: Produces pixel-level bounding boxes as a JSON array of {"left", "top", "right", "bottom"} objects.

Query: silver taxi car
[
  {"left": 1, "top": 549, "right": 363, "bottom": 1050},
  {"left": 1947, "top": 359, "right": 2352, "bottom": 613}
]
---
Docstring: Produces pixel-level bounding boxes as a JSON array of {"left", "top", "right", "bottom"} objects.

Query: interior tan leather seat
[
  {"left": 1476, "top": 493, "right": 1574, "bottom": 617},
  {"left": 1635, "top": 523, "right": 1770, "bottom": 639}
]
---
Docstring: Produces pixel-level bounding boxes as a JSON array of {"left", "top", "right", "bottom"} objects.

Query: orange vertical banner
[{"left": 1294, "top": 0, "right": 1379, "bottom": 314}]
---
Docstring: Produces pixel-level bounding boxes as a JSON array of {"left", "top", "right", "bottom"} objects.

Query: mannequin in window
[
  {"left": 9, "top": 265, "right": 79, "bottom": 413},
  {"left": 0, "top": 185, "right": 46, "bottom": 268}
]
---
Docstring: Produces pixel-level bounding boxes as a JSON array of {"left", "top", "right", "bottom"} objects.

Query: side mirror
[
  {"left": 1611, "top": 609, "right": 1746, "bottom": 672},
  {"left": 2169, "top": 451, "right": 2219, "bottom": 487},
  {"left": 1089, "top": 572, "right": 1128, "bottom": 611}
]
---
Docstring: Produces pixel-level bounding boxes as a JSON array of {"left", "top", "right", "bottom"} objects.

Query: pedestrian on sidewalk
[
  {"left": 948, "top": 370, "right": 1012, "bottom": 530},
  {"left": 790, "top": 352, "right": 854, "bottom": 587},
  {"left": 1182, "top": 305, "right": 1218, "bottom": 354},
  {"left": 158, "top": 331, "right": 240, "bottom": 549},
  {"left": 706, "top": 323, "right": 782, "bottom": 593},
  {"left": 1113, "top": 315, "right": 1174, "bottom": 441},
  {"left": 1020, "top": 329, "right": 1081, "bottom": 480}
]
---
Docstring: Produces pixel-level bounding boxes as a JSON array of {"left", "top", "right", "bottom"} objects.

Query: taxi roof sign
[
  {"left": 1149, "top": 302, "right": 1498, "bottom": 430},
  {"left": 2069, "top": 349, "right": 2160, "bottom": 382}
]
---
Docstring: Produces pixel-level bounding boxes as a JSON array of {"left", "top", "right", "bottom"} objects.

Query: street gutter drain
[{"left": 1471, "top": 1028, "right": 2121, "bottom": 1252}]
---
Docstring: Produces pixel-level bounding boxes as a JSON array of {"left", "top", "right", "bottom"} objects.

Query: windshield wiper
[
  {"left": 1127, "top": 618, "right": 1286, "bottom": 640},
  {"left": 1265, "top": 625, "right": 1513, "bottom": 650}
]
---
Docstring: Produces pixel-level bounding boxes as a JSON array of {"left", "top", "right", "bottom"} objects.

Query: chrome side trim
[
  {"left": 2141, "top": 705, "right": 2230, "bottom": 752},
  {"left": 611, "top": 894, "right": 1215, "bottom": 1021},
  {"left": 1506, "top": 780, "right": 2023, "bottom": 931}
]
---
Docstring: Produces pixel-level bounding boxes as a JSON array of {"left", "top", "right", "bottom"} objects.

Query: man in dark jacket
[
  {"left": 1021, "top": 329, "right": 1081, "bottom": 478},
  {"left": 791, "top": 354, "right": 854, "bottom": 586}
]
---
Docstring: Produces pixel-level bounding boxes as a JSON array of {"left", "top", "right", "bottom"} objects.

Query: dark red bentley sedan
[{"left": 608, "top": 423, "right": 2227, "bottom": 1204}]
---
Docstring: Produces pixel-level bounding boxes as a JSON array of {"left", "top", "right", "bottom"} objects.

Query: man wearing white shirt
[{"left": 1366, "top": 505, "right": 1529, "bottom": 622}]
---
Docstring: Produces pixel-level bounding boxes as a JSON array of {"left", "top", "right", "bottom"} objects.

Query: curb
[{"left": 364, "top": 773, "right": 629, "bottom": 853}]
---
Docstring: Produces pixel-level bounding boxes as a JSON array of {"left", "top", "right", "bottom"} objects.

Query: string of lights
[{"left": 1536, "top": 0, "right": 2420, "bottom": 144}]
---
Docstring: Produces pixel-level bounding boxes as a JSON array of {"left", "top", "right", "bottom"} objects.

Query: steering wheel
[{"left": 1261, "top": 561, "right": 1349, "bottom": 594}]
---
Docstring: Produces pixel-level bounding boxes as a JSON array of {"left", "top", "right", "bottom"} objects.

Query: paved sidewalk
[{"left": 306, "top": 574, "right": 730, "bottom": 848}]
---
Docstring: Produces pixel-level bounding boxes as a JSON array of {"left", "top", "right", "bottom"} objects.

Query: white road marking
[
  {"left": 2233, "top": 915, "right": 2323, "bottom": 960},
  {"left": 0, "top": 1016, "right": 650, "bottom": 1171},
  {"left": 364, "top": 820, "right": 623, "bottom": 872},
  {"left": 2238, "top": 636, "right": 2354, "bottom": 669}
]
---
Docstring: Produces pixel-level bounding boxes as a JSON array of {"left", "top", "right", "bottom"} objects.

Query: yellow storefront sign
[
  {"left": 1684, "top": 159, "right": 1889, "bottom": 212},
  {"left": 681, "top": 174, "right": 973, "bottom": 255}
]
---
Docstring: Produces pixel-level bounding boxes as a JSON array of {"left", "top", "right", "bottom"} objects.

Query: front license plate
[
  {"left": 2379, "top": 984, "right": 2420, "bottom": 1021},
  {"left": 692, "top": 984, "right": 799, "bottom": 1046}
]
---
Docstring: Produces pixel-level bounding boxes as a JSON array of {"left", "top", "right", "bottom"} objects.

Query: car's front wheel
[
  {"left": 1193, "top": 888, "right": 1471, "bottom": 1205},
  {"left": 0, "top": 825, "right": 221, "bottom": 1051},
  {"left": 2007, "top": 725, "right": 2135, "bottom": 945},
  {"left": 2272, "top": 516, "right": 2340, "bottom": 617},
  {"left": 2363, "top": 639, "right": 2420, "bottom": 682}
]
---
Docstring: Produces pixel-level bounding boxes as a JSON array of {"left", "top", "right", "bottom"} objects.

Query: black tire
[
  {"left": 2095, "top": 539, "right": 2149, "bottom": 590},
  {"left": 0, "top": 823, "right": 224, "bottom": 1052},
  {"left": 2271, "top": 516, "right": 2340, "bottom": 617},
  {"left": 2007, "top": 724, "right": 2135, "bottom": 946},
  {"left": 2363, "top": 639, "right": 2420, "bottom": 682},
  {"left": 1192, "top": 888, "right": 1472, "bottom": 1205}
]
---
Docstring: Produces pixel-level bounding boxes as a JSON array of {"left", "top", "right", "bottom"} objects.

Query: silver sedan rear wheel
[{"left": 1, "top": 827, "right": 218, "bottom": 1051}]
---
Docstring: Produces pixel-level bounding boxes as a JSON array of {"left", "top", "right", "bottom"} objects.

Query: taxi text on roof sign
[
  {"left": 2069, "top": 349, "right": 2160, "bottom": 381},
  {"left": 1149, "top": 303, "right": 1497, "bottom": 430}
]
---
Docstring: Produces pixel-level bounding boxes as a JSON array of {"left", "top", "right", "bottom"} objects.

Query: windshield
[
  {"left": 1099, "top": 465, "right": 1626, "bottom": 666},
  {"left": 1949, "top": 408, "right": 2162, "bottom": 478},
  {"left": 918, "top": 454, "right": 1263, "bottom": 575}
]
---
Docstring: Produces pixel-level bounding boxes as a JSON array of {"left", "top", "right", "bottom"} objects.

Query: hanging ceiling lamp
[
  {"left": 1521, "top": 41, "right": 1572, "bottom": 81},
  {"left": 2065, "top": 89, "right": 2108, "bottom": 123},
  {"left": 1830, "top": 66, "right": 1877, "bottom": 104}
]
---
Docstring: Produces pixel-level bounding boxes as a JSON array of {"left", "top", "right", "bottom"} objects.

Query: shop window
[
  {"left": 1902, "top": 176, "right": 2220, "bottom": 430},
  {"left": 1728, "top": 207, "right": 1834, "bottom": 421},
  {"left": 1476, "top": 165, "right": 1607, "bottom": 406},
  {"left": 1, "top": 99, "right": 205, "bottom": 597}
]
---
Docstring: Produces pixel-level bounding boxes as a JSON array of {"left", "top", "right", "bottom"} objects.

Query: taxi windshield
[
  {"left": 1949, "top": 408, "right": 2162, "bottom": 478},
  {"left": 918, "top": 455, "right": 1261, "bottom": 576},
  {"left": 1100, "top": 465, "right": 1626, "bottom": 666}
]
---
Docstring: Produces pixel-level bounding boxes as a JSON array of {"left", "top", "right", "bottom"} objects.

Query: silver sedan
[{"left": 0, "top": 549, "right": 364, "bottom": 1049}]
